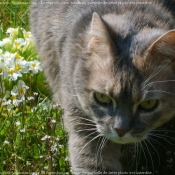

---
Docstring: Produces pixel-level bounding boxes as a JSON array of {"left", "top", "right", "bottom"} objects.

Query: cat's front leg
[{"left": 68, "top": 133, "right": 122, "bottom": 175}]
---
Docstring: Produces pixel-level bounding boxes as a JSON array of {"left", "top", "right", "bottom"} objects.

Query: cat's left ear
[{"left": 148, "top": 30, "right": 175, "bottom": 62}]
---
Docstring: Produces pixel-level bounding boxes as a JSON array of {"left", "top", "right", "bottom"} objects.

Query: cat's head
[{"left": 73, "top": 12, "right": 175, "bottom": 144}]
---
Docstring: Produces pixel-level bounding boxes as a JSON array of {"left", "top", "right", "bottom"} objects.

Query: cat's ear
[
  {"left": 148, "top": 30, "right": 175, "bottom": 62},
  {"left": 88, "top": 12, "right": 111, "bottom": 50}
]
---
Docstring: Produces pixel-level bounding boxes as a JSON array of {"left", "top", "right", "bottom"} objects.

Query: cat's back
[{"left": 31, "top": 0, "right": 174, "bottom": 50}]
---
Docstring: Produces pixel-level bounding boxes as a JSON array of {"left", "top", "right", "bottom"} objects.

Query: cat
[{"left": 30, "top": 0, "right": 175, "bottom": 174}]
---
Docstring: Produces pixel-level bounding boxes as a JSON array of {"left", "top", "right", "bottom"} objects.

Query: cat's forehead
[{"left": 87, "top": 58, "right": 142, "bottom": 102}]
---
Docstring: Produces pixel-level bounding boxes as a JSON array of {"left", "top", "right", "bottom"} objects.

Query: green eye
[
  {"left": 139, "top": 100, "right": 158, "bottom": 111},
  {"left": 94, "top": 92, "right": 112, "bottom": 105}
]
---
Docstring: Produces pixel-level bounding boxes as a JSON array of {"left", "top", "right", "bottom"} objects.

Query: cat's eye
[
  {"left": 94, "top": 92, "right": 112, "bottom": 106},
  {"left": 139, "top": 100, "right": 158, "bottom": 111}
]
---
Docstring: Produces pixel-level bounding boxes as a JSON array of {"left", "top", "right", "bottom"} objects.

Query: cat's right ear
[
  {"left": 88, "top": 12, "right": 111, "bottom": 51},
  {"left": 147, "top": 30, "right": 175, "bottom": 64}
]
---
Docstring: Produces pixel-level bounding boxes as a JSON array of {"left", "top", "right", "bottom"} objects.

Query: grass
[{"left": 0, "top": 0, "right": 30, "bottom": 32}]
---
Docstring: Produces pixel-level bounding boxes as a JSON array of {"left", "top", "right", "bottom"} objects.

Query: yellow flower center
[
  {"left": 15, "top": 64, "right": 21, "bottom": 71},
  {"left": 12, "top": 95, "right": 16, "bottom": 101},
  {"left": 12, "top": 29, "right": 18, "bottom": 35},
  {"left": 6, "top": 55, "right": 11, "bottom": 59},
  {"left": 18, "top": 87, "right": 25, "bottom": 95},
  {"left": 32, "top": 63, "right": 36, "bottom": 68},
  {"left": 14, "top": 42, "right": 20, "bottom": 48},
  {"left": 24, "top": 32, "right": 31, "bottom": 38},
  {"left": 8, "top": 69, "right": 15, "bottom": 75},
  {"left": 16, "top": 54, "right": 23, "bottom": 60}
]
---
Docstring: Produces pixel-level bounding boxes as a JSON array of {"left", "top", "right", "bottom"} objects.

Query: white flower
[
  {"left": 27, "top": 96, "right": 35, "bottom": 101},
  {"left": 51, "top": 119, "right": 56, "bottom": 124},
  {"left": 53, "top": 103, "right": 60, "bottom": 109},
  {"left": 33, "top": 92, "right": 38, "bottom": 96},
  {"left": 59, "top": 145, "right": 63, "bottom": 149},
  {"left": 23, "top": 31, "right": 32, "bottom": 39},
  {"left": 6, "top": 28, "right": 18, "bottom": 35},
  {"left": 0, "top": 38, "right": 11, "bottom": 47},
  {"left": 2, "top": 52, "right": 16, "bottom": 66},
  {"left": 2, "top": 100, "right": 11, "bottom": 106},
  {"left": 55, "top": 137, "right": 60, "bottom": 141},
  {"left": 28, "top": 60, "right": 42, "bottom": 74},
  {"left": 20, "top": 128, "right": 26, "bottom": 133},
  {"left": 11, "top": 91, "right": 19, "bottom": 106},
  {"left": 4, "top": 67, "right": 22, "bottom": 81},
  {"left": 38, "top": 101, "right": 50, "bottom": 110},
  {"left": 41, "top": 135, "right": 50, "bottom": 141},
  {"left": 24, "top": 31, "right": 33, "bottom": 44},
  {"left": 0, "top": 52, "right": 16, "bottom": 69},
  {"left": 14, "top": 59, "right": 29, "bottom": 73},
  {"left": 14, "top": 38, "right": 26, "bottom": 49},
  {"left": 51, "top": 143, "right": 58, "bottom": 152},
  {"left": 44, "top": 166, "right": 49, "bottom": 170},
  {"left": 12, "top": 80, "right": 29, "bottom": 101},
  {"left": 32, "top": 173, "right": 40, "bottom": 175},
  {"left": 3, "top": 140, "right": 10, "bottom": 145},
  {"left": 16, "top": 121, "right": 21, "bottom": 126}
]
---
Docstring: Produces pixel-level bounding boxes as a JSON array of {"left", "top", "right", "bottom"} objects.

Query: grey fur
[{"left": 30, "top": 0, "right": 175, "bottom": 174}]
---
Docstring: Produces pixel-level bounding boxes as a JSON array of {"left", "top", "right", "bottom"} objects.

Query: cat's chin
[
  {"left": 109, "top": 137, "right": 141, "bottom": 144},
  {"left": 104, "top": 133, "right": 146, "bottom": 144}
]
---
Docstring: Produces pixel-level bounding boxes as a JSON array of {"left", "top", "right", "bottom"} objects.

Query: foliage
[
  {"left": 0, "top": 0, "right": 30, "bottom": 33},
  {"left": 0, "top": 27, "right": 71, "bottom": 173}
]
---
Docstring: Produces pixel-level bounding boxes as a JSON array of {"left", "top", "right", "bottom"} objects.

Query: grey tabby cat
[{"left": 30, "top": 0, "right": 175, "bottom": 174}]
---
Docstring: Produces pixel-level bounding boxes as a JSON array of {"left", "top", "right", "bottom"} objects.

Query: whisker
[
  {"left": 142, "top": 70, "right": 158, "bottom": 88},
  {"left": 142, "top": 80, "right": 175, "bottom": 90},
  {"left": 142, "top": 62, "right": 170, "bottom": 89},
  {"left": 144, "top": 90, "right": 175, "bottom": 95},
  {"left": 139, "top": 141, "right": 148, "bottom": 170},
  {"left": 75, "top": 116, "right": 96, "bottom": 123},
  {"left": 74, "top": 123, "right": 96, "bottom": 127},
  {"left": 95, "top": 137, "right": 107, "bottom": 170},
  {"left": 76, "top": 128, "right": 97, "bottom": 133},
  {"left": 151, "top": 130, "right": 175, "bottom": 133},
  {"left": 136, "top": 142, "right": 141, "bottom": 172},
  {"left": 134, "top": 143, "right": 139, "bottom": 172},
  {"left": 146, "top": 138, "right": 160, "bottom": 170},
  {"left": 143, "top": 140, "right": 155, "bottom": 172},
  {"left": 67, "top": 93, "right": 78, "bottom": 97},
  {"left": 99, "top": 137, "right": 107, "bottom": 164},
  {"left": 130, "top": 143, "right": 138, "bottom": 169},
  {"left": 153, "top": 133, "right": 175, "bottom": 140},
  {"left": 79, "top": 134, "right": 101, "bottom": 154},
  {"left": 127, "top": 144, "right": 137, "bottom": 171},
  {"left": 147, "top": 137, "right": 166, "bottom": 149},
  {"left": 95, "top": 137, "right": 103, "bottom": 171},
  {"left": 80, "top": 131, "right": 98, "bottom": 141},
  {"left": 152, "top": 134, "right": 175, "bottom": 145}
]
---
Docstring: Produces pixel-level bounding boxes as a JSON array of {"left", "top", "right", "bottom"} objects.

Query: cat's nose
[{"left": 115, "top": 128, "right": 128, "bottom": 137}]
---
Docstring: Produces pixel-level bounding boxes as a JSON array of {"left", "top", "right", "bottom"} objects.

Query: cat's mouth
[
  {"left": 110, "top": 136, "right": 146, "bottom": 144},
  {"left": 99, "top": 129, "right": 148, "bottom": 144}
]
